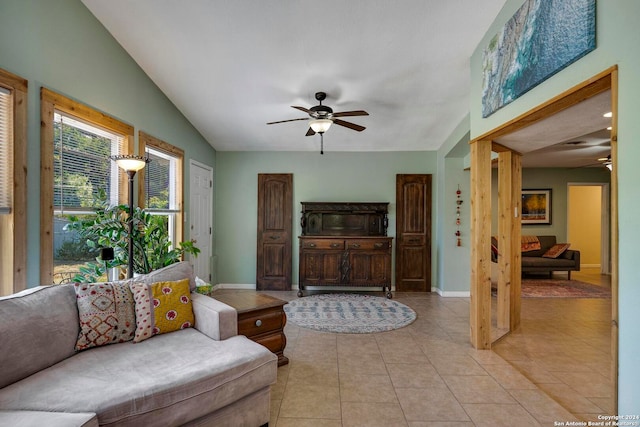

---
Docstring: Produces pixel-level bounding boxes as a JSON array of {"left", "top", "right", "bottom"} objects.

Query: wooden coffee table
[{"left": 210, "top": 290, "right": 289, "bottom": 366}]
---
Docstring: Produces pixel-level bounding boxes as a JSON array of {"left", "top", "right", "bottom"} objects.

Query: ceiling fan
[
  {"left": 597, "top": 154, "right": 613, "bottom": 170},
  {"left": 266, "top": 91, "right": 369, "bottom": 154}
]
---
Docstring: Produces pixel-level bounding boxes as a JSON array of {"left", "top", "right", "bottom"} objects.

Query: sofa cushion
[
  {"left": 521, "top": 235, "right": 541, "bottom": 252},
  {"left": 523, "top": 235, "right": 557, "bottom": 257},
  {"left": 543, "top": 243, "right": 571, "bottom": 259},
  {"left": 74, "top": 280, "right": 137, "bottom": 351},
  {"left": 130, "top": 279, "right": 194, "bottom": 343},
  {"left": 522, "top": 256, "right": 576, "bottom": 268},
  {"left": 0, "top": 330, "right": 277, "bottom": 427},
  {"left": 0, "top": 285, "right": 78, "bottom": 389}
]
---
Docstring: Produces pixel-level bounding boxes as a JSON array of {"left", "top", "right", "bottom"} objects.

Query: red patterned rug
[{"left": 521, "top": 279, "right": 611, "bottom": 298}]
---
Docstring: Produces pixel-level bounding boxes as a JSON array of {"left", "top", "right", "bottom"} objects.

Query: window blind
[
  {"left": 0, "top": 86, "right": 12, "bottom": 214},
  {"left": 145, "top": 146, "right": 177, "bottom": 213},
  {"left": 53, "top": 111, "right": 125, "bottom": 213}
]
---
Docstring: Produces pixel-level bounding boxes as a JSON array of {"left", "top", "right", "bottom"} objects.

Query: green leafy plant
[
  {"left": 55, "top": 238, "right": 99, "bottom": 260},
  {"left": 66, "top": 190, "right": 200, "bottom": 282}
]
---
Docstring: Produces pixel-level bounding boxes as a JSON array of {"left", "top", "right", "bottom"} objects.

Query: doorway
[
  {"left": 470, "top": 67, "right": 618, "bottom": 409},
  {"left": 256, "top": 173, "right": 293, "bottom": 291},
  {"left": 395, "top": 174, "right": 432, "bottom": 292},
  {"left": 567, "top": 183, "right": 610, "bottom": 275},
  {"left": 189, "top": 160, "right": 213, "bottom": 282}
]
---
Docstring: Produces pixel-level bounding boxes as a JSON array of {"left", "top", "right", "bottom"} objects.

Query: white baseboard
[
  {"left": 432, "top": 288, "right": 471, "bottom": 297},
  {"left": 213, "top": 283, "right": 256, "bottom": 290}
]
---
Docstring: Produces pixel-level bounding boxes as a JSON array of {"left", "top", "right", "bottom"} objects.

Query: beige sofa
[{"left": 0, "top": 262, "right": 277, "bottom": 427}]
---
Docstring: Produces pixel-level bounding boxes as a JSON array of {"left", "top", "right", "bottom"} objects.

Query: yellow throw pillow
[{"left": 130, "top": 278, "right": 194, "bottom": 343}]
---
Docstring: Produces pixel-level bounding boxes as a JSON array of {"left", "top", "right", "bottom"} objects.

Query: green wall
[
  {"left": 0, "top": 0, "right": 216, "bottom": 286},
  {"left": 491, "top": 168, "right": 612, "bottom": 239},
  {"left": 215, "top": 151, "right": 436, "bottom": 287},
  {"left": 436, "top": 115, "right": 472, "bottom": 295},
  {"left": 471, "top": 0, "right": 640, "bottom": 412}
]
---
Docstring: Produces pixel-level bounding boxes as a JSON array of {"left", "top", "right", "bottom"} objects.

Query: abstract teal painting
[{"left": 482, "top": 0, "right": 596, "bottom": 118}]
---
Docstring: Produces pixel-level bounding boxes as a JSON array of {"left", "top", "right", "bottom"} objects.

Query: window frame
[
  {"left": 52, "top": 111, "right": 126, "bottom": 214},
  {"left": 0, "top": 68, "right": 27, "bottom": 294},
  {"left": 40, "top": 88, "right": 134, "bottom": 284},
  {"left": 138, "top": 131, "right": 184, "bottom": 248}
]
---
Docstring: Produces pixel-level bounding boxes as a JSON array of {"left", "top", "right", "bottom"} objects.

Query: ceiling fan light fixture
[
  {"left": 606, "top": 163, "right": 612, "bottom": 171},
  {"left": 309, "top": 118, "right": 332, "bottom": 133}
]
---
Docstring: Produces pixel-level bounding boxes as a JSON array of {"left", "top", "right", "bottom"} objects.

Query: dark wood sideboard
[{"left": 298, "top": 202, "right": 393, "bottom": 298}]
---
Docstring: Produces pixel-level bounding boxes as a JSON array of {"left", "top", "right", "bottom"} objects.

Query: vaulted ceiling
[
  {"left": 81, "top": 0, "right": 508, "bottom": 152},
  {"left": 81, "top": 0, "right": 611, "bottom": 168}
]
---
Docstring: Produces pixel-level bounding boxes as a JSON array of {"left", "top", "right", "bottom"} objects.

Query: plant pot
[{"left": 107, "top": 267, "right": 121, "bottom": 282}]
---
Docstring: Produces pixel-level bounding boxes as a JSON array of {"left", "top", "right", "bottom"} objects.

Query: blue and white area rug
[{"left": 284, "top": 294, "right": 417, "bottom": 334}]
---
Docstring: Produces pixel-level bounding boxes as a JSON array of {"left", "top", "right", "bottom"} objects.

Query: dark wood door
[
  {"left": 396, "top": 174, "right": 432, "bottom": 292},
  {"left": 257, "top": 174, "right": 292, "bottom": 290}
]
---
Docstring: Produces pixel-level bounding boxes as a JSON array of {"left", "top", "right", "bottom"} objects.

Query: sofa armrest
[
  {"left": 191, "top": 292, "right": 238, "bottom": 341},
  {"left": 563, "top": 249, "right": 580, "bottom": 267}
]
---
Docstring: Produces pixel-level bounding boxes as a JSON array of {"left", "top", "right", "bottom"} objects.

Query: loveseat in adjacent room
[
  {"left": 491, "top": 235, "right": 581, "bottom": 280},
  {"left": 521, "top": 235, "right": 580, "bottom": 279}
]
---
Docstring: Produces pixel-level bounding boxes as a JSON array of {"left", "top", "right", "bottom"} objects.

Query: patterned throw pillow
[
  {"left": 129, "top": 278, "right": 194, "bottom": 343},
  {"left": 74, "top": 280, "right": 136, "bottom": 351},
  {"left": 542, "top": 243, "right": 571, "bottom": 258}
]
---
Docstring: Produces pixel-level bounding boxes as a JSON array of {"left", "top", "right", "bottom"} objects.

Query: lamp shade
[
  {"left": 110, "top": 154, "right": 149, "bottom": 172},
  {"left": 309, "top": 119, "right": 332, "bottom": 133}
]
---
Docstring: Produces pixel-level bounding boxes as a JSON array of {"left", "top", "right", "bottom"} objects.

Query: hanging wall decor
[
  {"left": 455, "top": 185, "right": 462, "bottom": 246},
  {"left": 481, "top": 0, "right": 596, "bottom": 117}
]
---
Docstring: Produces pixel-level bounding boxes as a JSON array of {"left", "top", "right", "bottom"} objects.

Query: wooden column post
[
  {"left": 470, "top": 139, "right": 492, "bottom": 349},
  {"left": 496, "top": 149, "right": 522, "bottom": 332},
  {"left": 509, "top": 152, "right": 522, "bottom": 331},
  {"left": 497, "top": 151, "right": 512, "bottom": 331}
]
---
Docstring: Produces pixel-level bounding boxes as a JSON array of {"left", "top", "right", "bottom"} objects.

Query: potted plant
[{"left": 66, "top": 191, "right": 200, "bottom": 282}]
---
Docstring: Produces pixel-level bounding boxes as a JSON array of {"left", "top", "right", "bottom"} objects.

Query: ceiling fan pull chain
[{"left": 320, "top": 133, "right": 324, "bottom": 155}]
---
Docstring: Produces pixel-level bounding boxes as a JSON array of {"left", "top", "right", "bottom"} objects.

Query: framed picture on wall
[{"left": 521, "top": 189, "right": 552, "bottom": 225}]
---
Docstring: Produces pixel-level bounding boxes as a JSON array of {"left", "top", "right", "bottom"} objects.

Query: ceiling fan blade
[
  {"left": 333, "top": 119, "right": 366, "bottom": 132},
  {"left": 266, "top": 117, "right": 308, "bottom": 125},
  {"left": 305, "top": 127, "right": 316, "bottom": 136},
  {"left": 292, "top": 106, "right": 311, "bottom": 114},
  {"left": 333, "top": 110, "right": 369, "bottom": 117}
]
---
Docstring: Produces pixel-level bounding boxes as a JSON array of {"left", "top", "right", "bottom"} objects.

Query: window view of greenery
[
  {"left": 145, "top": 146, "right": 178, "bottom": 247},
  {"left": 146, "top": 149, "right": 171, "bottom": 209},
  {"left": 53, "top": 112, "right": 122, "bottom": 283}
]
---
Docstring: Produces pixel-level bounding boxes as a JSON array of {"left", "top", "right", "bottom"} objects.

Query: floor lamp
[{"left": 110, "top": 154, "right": 149, "bottom": 279}]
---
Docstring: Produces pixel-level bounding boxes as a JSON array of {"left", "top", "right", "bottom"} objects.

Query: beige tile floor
[
  {"left": 251, "top": 269, "right": 612, "bottom": 426},
  {"left": 493, "top": 268, "right": 614, "bottom": 422}
]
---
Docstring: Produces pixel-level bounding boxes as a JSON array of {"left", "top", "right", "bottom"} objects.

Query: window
[
  {"left": 53, "top": 112, "right": 125, "bottom": 213},
  {"left": 0, "top": 69, "right": 27, "bottom": 295},
  {"left": 0, "top": 87, "right": 13, "bottom": 215},
  {"left": 138, "top": 132, "right": 183, "bottom": 248},
  {"left": 41, "top": 89, "right": 134, "bottom": 284}
]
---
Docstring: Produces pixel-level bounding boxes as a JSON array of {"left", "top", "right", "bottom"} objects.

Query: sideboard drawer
[
  {"left": 301, "top": 239, "right": 345, "bottom": 250},
  {"left": 346, "top": 239, "right": 390, "bottom": 250}
]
